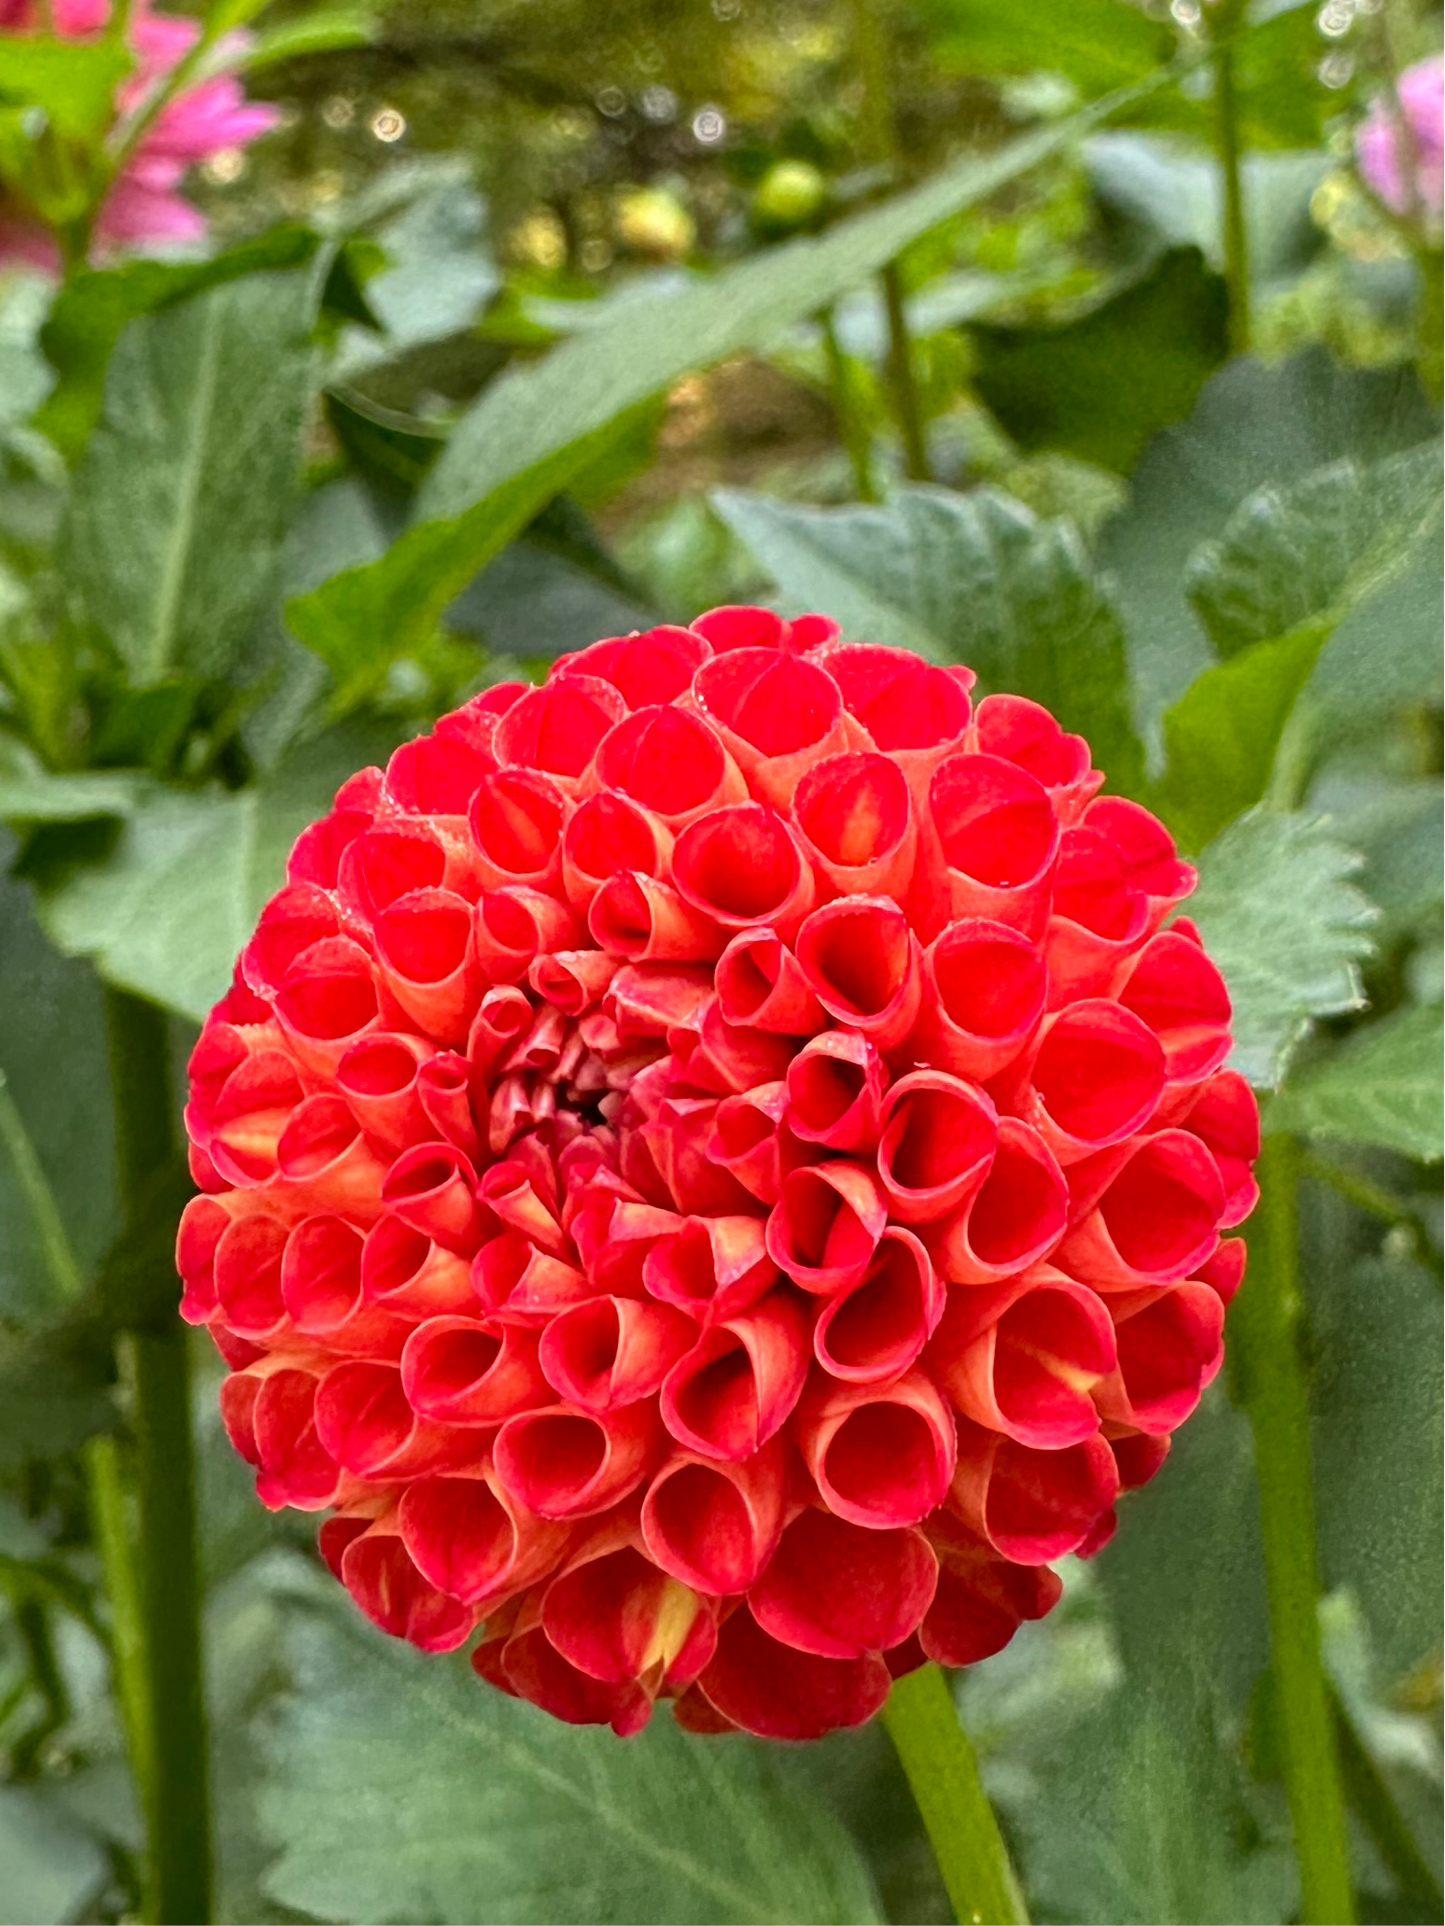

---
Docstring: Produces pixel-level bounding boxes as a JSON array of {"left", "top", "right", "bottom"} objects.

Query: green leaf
[
  {"left": 919, "top": 0, "right": 1174, "bottom": 96},
  {"left": 259, "top": 1605, "right": 883, "bottom": 1926},
  {"left": 1155, "top": 622, "right": 1330, "bottom": 851},
  {"left": 1098, "top": 349, "right": 1437, "bottom": 749},
  {"left": 241, "top": 6, "right": 375, "bottom": 68},
  {"left": 1184, "top": 808, "right": 1376, "bottom": 1089},
  {"left": 970, "top": 247, "right": 1229, "bottom": 476},
  {"left": 37, "top": 225, "right": 319, "bottom": 460},
  {"left": 1184, "top": 444, "right": 1445, "bottom": 659},
  {"left": 0, "top": 738, "right": 138, "bottom": 822},
  {"left": 20, "top": 721, "right": 400, "bottom": 1021},
  {"left": 285, "top": 75, "right": 1170, "bottom": 678},
  {"left": 1271, "top": 1002, "right": 1445, "bottom": 1162},
  {"left": 0, "top": 36, "right": 131, "bottom": 141},
  {"left": 59, "top": 266, "right": 319, "bottom": 688},
  {"left": 0, "top": 1311, "right": 116, "bottom": 1466},
  {"left": 0, "top": 1784, "right": 109, "bottom": 1925},
  {"left": 713, "top": 482, "right": 1143, "bottom": 789}
]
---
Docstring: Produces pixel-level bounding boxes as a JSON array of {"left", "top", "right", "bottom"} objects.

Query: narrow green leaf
[
  {"left": 60, "top": 266, "right": 318, "bottom": 686},
  {"left": 1155, "top": 621, "right": 1329, "bottom": 850},
  {"left": 919, "top": 0, "right": 1173, "bottom": 95},
  {"left": 0, "top": 737, "right": 138, "bottom": 821},
  {"left": 259, "top": 1605, "right": 883, "bottom": 1926},
  {"left": 20, "top": 721, "right": 400, "bottom": 1021},
  {"left": 714, "top": 482, "right": 1143, "bottom": 788},
  {"left": 1185, "top": 443, "right": 1444, "bottom": 659},
  {"left": 1271, "top": 1002, "right": 1444, "bottom": 1162},
  {"left": 1184, "top": 808, "right": 1376, "bottom": 1089},
  {"left": 241, "top": 7, "right": 375, "bottom": 68},
  {"left": 285, "top": 74, "right": 1170, "bottom": 674},
  {"left": 0, "top": 36, "right": 131, "bottom": 140}
]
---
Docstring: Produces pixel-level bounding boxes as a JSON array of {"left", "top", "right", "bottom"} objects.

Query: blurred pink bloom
[
  {"left": 0, "top": 0, "right": 277, "bottom": 269},
  {"left": 1356, "top": 53, "right": 1445, "bottom": 222}
]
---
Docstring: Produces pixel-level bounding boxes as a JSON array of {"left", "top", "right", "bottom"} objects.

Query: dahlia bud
[{"left": 179, "top": 607, "right": 1258, "bottom": 1739}]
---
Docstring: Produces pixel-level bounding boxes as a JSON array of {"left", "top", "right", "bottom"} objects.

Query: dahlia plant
[{"left": 179, "top": 609, "right": 1257, "bottom": 1744}]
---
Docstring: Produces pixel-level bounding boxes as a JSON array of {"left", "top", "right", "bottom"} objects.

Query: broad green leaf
[
  {"left": 60, "top": 266, "right": 318, "bottom": 687},
  {"left": 970, "top": 247, "right": 1229, "bottom": 477},
  {"left": 1184, "top": 444, "right": 1445, "bottom": 659},
  {"left": 259, "top": 1605, "right": 883, "bottom": 1926},
  {"left": 20, "top": 721, "right": 400, "bottom": 1021},
  {"left": 1155, "top": 623, "right": 1329, "bottom": 851},
  {"left": 0, "top": 1785, "right": 109, "bottom": 1925},
  {"left": 919, "top": 0, "right": 1173, "bottom": 96},
  {"left": 0, "top": 272, "right": 53, "bottom": 430},
  {"left": 713, "top": 483, "right": 1143, "bottom": 789},
  {"left": 1271, "top": 1002, "right": 1444, "bottom": 1162},
  {"left": 0, "top": 36, "right": 131, "bottom": 140},
  {"left": 285, "top": 75, "right": 1170, "bottom": 676},
  {"left": 37, "top": 225, "right": 319, "bottom": 459},
  {"left": 0, "top": 738, "right": 138, "bottom": 821},
  {"left": 1184, "top": 808, "right": 1376, "bottom": 1089},
  {"left": 242, "top": 7, "right": 375, "bottom": 68},
  {"left": 1099, "top": 349, "right": 1437, "bottom": 749}
]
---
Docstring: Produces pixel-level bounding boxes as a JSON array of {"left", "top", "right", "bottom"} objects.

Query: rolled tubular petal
[
  {"left": 341, "top": 1524, "right": 477, "bottom": 1652},
  {"left": 281, "top": 1216, "right": 410, "bottom": 1357},
  {"left": 473, "top": 1232, "right": 590, "bottom": 1324},
  {"left": 488, "top": 1618, "right": 654, "bottom": 1735},
  {"left": 672, "top": 803, "right": 815, "bottom": 934},
  {"left": 929, "top": 1266, "right": 1116, "bottom": 1448},
  {"left": 274, "top": 938, "right": 380, "bottom": 1077},
  {"left": 315, "top": 1359, "right": 476, "bottom": 1480},
  {"left": 554, "top": 625, "right": 710, "bottom": 705},
  {"left": 766, "top": 1161, "right": 888, "bottom": 1293},
  {"left": 707, "top": 1082, "right": 806, "bottom": 1205},
  {"left": 949, "top": 1421, "right": 1119, "bottom": 1563},
  {"left": 337, "top": 1034, "right": 433, "bottom": 1153},
  {"left": 467, "top": 768, "right": 567, "bottom": 892},
  {"left": 643, "top": 1215, "right": 777, "bottom": 1323},
  {"left": 694, "top": 1607, "right": 891, "bottom": 1740},
  {"left": 400, "top": 1469, "right": 569, "bottom": 1607},
  {"left": 660, "top": 1290, "right": 809, "bottom": 1459},
  {"left": 277, "top": 1097, "right": 388, "bottom": 1222},
  {"left": 386, "top": 731, "right": 493, "bottom": 815},
  {"left": 561, "top": 790, "right": 671, "bottom": 913},
  {"left": 974, "top": 693, "right": 1101, "bottom": 821},
  {"left": 1016, "top": 999, "right": 1166, "bottom": 1164},
  {"left": 1177, "top": 1070, "right": 1261, "bottom": 1227},
  {"left": 401, "top": 1316, "right": 553, "bottom": 1424},
  {"left": 362, "top": 1216, "right": 477, "bottom": 1317},
  {"left": 589, "top": 871, "right": 726, "bottom": 963},
  {"left": 877, "top": 1071, "right": 997, "bottom": 1222},
  {"left": 751, "top": 1508, "right": 938, "bottom": 1658},
  {"left": 915, "top": 918, "right": 1047, "bottom": 1080},
  {"left": 1043, "top": 826, "right": 1153, "bottom": 1004},
  {"left": 381, "top": 1144, "right": 485, "bottom": 1253},
  {"left": 927, "top": 754, "right": 1059, "bottom": 937},
  {"left": 494, "top": 675, "right": 626, "bottom": 783},
  {"left": 1115, "top": 927, "right": 1232, "bottom": 1085},
  {"left": 1095, "top": 1280, "right": 1225, "bottom": 1434},
  {"left": 538, "top": 1295, "right": 699, "bottom": 1408},
  {"left": 1196, "top": 1237, "right": 1247, "bottom": 1306},
  {"left": 794, "top": 896, "right": 923, "bottom": 1048},
  {"left": 373, "top": 890, "right": 481, "bottom": 1046},
  {"left": 593, "top": 704, "right": 746, "bottom": 827},
  {"left": 786, "top": 1031, "right": 888, "bottom": 1152},
  {"left": 542, "top": 1542, "right": 715, "bottom": 1686},
  {"left": 921, "top": 1515, "right": 1063, "bottom": 1665},
  {"left": 714, "top": 929, "right": 824, "bottom": 1034},
  {"left": 810, "top": 643, "right": 972, "bottom": 804},
  {"left": 213, "top": 1214, "right": 290, "bottom": 1340},
  {"left": 242, "top": 883, "right": 347, "bottom": 995},
  {"left": 1085, "top": 797, "right": 1195, "bottom": 920},
  {"left": 1057, "top": 1129, "right": 1224, "bottom": 1288},
  {"left": 692, "top": 648, "right": 849, "bottom": 805},
  {"left": 927, "top": 1118, "right": 1068, "bottom": 1285},
  {"left": 798, "top": 1369, "right": 957, "bottom": 1529},
  {"left": 473, "top": 887, "right": 580, "bottom": 984},
  {"left": 642, "top": 1440, "right": 788, "bottom": 1593},
  {"left": 793, "top": 751, "right": 918, "bottom": 899},
  {"left": 813, "top": 1227, "right": 944, "bottom": 1384},
  {"left": 493, "top": 1400, "right": 661, "bottom": 1517}
]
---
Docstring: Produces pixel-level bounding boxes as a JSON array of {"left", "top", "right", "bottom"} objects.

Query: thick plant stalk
[
  {"left": 881, "top": 1664, "right": 1029, "bottom": 1925},
  {"left": 1211, "top": 1, "right": 1251, "bottom": 353},
  {"left": 105, "top": 988, "right": 213, "bottom": 1926},
  {"left": 1229, "top": 1134, "right": 1354, "bottom": 1925}
]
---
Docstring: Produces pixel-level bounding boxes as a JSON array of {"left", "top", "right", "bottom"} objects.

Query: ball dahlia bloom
[
  {"left": 1356, "top": 53, "right": 1445, "bottom": 226},
  {"left": 178, "top": 609, "right": 1258, "bottom": 1740},
  {"left": 0, "top": 0, "right": 277, "bottom": 271}
]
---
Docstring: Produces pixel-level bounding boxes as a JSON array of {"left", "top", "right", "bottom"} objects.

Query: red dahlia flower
[{"left": 178, "top": 608, "right": 1258, "bottom": 1740}]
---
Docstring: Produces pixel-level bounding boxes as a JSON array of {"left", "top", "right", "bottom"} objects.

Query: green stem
[
  {"left": 820, "top": 306, "right": 880, "bottom": 501},
  {"left": 1229, "top": 1134, "right": 1355, "bottom": 1925},
  {"left": 881, "top": 262, "right": 931, "bottom": 481},
  {"left": 1211, "top": 8, "right": 1250, "bottom": 354},
  {"left": 104, "top": 988, "right": 212, "bottom": 1926},
  {"left": 881, "top": 1664, "right": 1029, "bottom": 1926},
  {"left": 1329, "top": 1681, "right": 1443, "bottom": 1911}
]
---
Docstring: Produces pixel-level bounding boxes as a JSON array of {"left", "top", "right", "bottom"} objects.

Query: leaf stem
[
  {"left": 820, "top": 305, "right": 879, "bottom": 501},
  {"left": 1211, "top": 4, "right": 1251, "bottom": 354},
  {"left": 1229, "top": 1133, "right": 1355, "bottom": 1924},
  {"left": 881, "top": 1663, "right": 1029, "bottom": 1926},
  {"left": 104, "top": 987, "right": 212, "bottom": 1926}
]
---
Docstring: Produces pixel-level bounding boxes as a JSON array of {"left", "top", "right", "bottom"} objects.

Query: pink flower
[
  {"left": 179, "top": 610, "right": 1258, "bottom": 1740},
  {"left": 1356, "top": 53, "right": 1445, "bottom": 222},
  {"left": 0, "top": 0, "right": 277, "bottom": 269}
]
